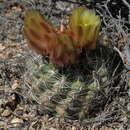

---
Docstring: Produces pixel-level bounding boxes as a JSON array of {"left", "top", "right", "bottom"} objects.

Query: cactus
[
  {"left": 23, "top": 6, "right": 118, "bottom": 120},
  {"left": 23, "top": 45, "right": 112, "bottom": 120}
]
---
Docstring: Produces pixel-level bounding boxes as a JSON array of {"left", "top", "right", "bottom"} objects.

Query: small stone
[
  {"left": 8, "top": 127, "right": 21, "bottom": 130},
  {"left": 0, "top": 121, "right": 5, "bottom": 129},
  {"left": 72, "top": 126, "right": 76, "bottom": 130},
  {"left": 11, "top": 80, "right": 19, "bottom": 90},
  {"left": 127, "top": 103, "right": 130, "bottom": 112},
  {"left": 50, "top": 128, "right": 58, "bottom": 130},
  {"left": 0, "top": 108, "right": 4, "bottom": 114},
  {"left": 11, "top": 118, "right": 23, "bottom": 127},
  {"left": 1, "top": 109, "right": 12, "bottom": 117},
  {"left": 128, "top": 88, "right": 130, "bottom": 96},
  {"left": 0, "top": 44, "right": 5, "bottom": 51},
  {"left": 15, "top": 109, "right": 23, "bottom": 115}
]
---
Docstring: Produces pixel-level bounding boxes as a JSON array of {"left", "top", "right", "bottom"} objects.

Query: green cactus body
[{"left": 23, "top": 46, "right": 121, "bottom": 120}]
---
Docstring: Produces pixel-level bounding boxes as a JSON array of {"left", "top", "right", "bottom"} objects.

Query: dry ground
[{"left": 0, "top": 0, "right": 130, "bottom": 129}]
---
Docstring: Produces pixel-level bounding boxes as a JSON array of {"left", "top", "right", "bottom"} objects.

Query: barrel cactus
[
  {"left": 23, "top": 6, "right": 117, "bottom": 120},
  {"left": 23, "top": 46, "right": 113, "bottom": 120}
]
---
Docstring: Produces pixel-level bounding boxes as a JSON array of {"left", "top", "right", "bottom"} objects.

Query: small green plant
[{"left": 23, "top": 46, "right": 112, "bottom": 120}]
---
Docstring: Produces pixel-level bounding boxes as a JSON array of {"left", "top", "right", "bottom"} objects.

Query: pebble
[
  {"left": 11, "top": 118, "right": 23, "bottom": 127},
  {"left": 0, "top": 121, "right": 5, "bottom": 129},
  {"left": 1, "top": 109, "right": 12, "bottom": 117}
]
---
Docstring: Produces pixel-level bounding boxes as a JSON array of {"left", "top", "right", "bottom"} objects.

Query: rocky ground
[{"left": 0, "top": 0, "right": 130, "bottom": 129}]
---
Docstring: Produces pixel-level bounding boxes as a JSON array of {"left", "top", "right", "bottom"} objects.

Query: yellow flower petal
[{"left": 68, "top": 6, "right": 100, "bottom": 49}]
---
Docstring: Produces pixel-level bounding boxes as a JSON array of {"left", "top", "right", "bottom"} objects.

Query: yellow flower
[
  {"left": 68, "top": 6, "right": 100, "bottom": 49},
  {"left": 23, "top": 7, "right": 100, "bottom": 66}
]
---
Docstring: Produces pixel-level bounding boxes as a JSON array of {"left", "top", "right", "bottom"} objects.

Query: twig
[
  {"left": 122, "top": 0, "right": 130, "bottom": 22},
  {"left": 122, "top": 0, "right": 130, "bottom": 9}
]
